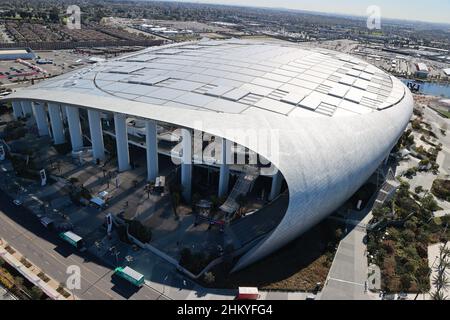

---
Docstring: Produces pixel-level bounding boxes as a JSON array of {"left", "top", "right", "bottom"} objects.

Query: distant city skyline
[{"left": 161, "top": 0, "right": 450, "bottom": 24}]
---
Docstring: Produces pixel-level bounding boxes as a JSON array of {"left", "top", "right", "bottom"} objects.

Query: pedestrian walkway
[
  {"left": 0, "top": 284, "right": 17, "bottom": 300},
  {"left": 320, "top": 210, "right": 373, "bottom": 300}
]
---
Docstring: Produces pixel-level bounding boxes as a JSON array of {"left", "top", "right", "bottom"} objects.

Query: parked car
[
  {"left": 54, "top": 221, "right": 74, "bottom": 233},
  {"left": 398, "top": 292, "right": 408, "bottom": 300},
  {"left": 39, "top": 217, "right": 55, "bottom": 229},
  {"left": 13, "top": 199, "right": 22, "bottom": 206}
]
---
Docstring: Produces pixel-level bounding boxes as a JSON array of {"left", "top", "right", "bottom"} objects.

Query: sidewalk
[
  {"left": 0, "top": 238, "right": 76, "bottom": 300},
  {"left": 0, "top": 283, "right": 17, "bottom": 300},
  {"left": 320, "top": 210, "right": 373, "bottom": 300}
]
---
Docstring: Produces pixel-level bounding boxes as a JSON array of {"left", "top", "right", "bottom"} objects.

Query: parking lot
[{"left": 0, "top": 49, "right": 90, "bottom": 90}]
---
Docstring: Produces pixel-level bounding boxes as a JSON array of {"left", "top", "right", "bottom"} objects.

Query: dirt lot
[{"left": 204, "top": 219, "right": 342, "bottom": 292}]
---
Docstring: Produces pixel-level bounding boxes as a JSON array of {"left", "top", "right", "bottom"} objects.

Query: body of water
[{"left": 401, "top": 79, "right": 450, "bottom": 99}]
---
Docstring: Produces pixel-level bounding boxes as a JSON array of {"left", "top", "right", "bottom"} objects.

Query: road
[{"left": 0, "top": 191, "right": 168, "bottom": 300}]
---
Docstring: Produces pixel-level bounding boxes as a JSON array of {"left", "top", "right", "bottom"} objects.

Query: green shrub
[
  {"left": 30, "top": 286, "right": 44, "bottom": 300},
  {"left": 203, "top": 272, "right": 215, "bottom": 284},
  {"left": 431, "top": 179, "right": 450, "bottom": 201}
]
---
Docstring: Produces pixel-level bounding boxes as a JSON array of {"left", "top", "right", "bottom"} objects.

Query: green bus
[
  {"left": 114, "top": 266, "right": 145, "bottom": 287},
  {"left": 59, "top": 231, "right": 85, "bottom": 251}
]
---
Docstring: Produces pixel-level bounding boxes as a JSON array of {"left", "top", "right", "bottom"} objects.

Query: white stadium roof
[
  {"left": 22, "top": 39, "right": 404, "bottom": 118},
  {"left": 4, "top": 39, "right": 413, "bottom": 270}
]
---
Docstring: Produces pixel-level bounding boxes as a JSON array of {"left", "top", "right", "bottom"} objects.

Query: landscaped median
[{"left": 0, "top": 238, "right": 76, "bottom": 300}]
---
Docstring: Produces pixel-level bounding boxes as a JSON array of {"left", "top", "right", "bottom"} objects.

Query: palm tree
[
  {"left": 431, "top": 290, "right": 448, "bottom": 301},
  {"left": 414, "top": 277, "right": 430, "bottom": 300},
  {"left": 431, "top": 244, "right": 450, "bottom": 300}
]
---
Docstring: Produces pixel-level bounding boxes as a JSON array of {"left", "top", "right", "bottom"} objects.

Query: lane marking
[
  {"left": 328, "top": 277, "right": 365, "bottom": 287},
  {"left": 0, "top": 211, "right": 115, "bottom": 300}
]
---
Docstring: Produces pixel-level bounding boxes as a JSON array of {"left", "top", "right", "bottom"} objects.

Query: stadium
[{"left": 3, "top": 39, "right": 413, "bottom": 271}]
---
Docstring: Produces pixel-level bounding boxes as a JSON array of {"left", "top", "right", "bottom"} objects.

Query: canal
[{"left": 401, "top": 79, "right": 450, "bottom": 99}]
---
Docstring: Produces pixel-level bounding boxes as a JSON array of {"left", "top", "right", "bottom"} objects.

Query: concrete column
[
  {"left": 87, "top": 109, "right": 105, "bottom": 161},
  {"left": 32, "top": 102, "right": 49, "bottom": 136},
  {"left": 218, "top": 137, "right": 231, "bottom": 198},
  {"left": 269, "top": 170, "right": 283, "bottom": 201},
  {"left": 61, "top": 106, "right": 68, "bottom": 121},
  {"left": 145, "top": 120, "right": 158, "bottom": 182},
  {"left": 181, "top": 128, "right": 192, "bottom": 202},
  {"left": 114, "top": 113, "right": 130, "bottom": 172},
  {"left": 48, "top": 103, "right": 65, "bottom": 145},
  {"left": 65, "top": 105, "right": 83, "bottom": 151},
  {"left": 11, "top": 100, "right": 23, "bottom": 119},
  {"left": 21, "top": 100, "right": 33, "bottom": 116}
]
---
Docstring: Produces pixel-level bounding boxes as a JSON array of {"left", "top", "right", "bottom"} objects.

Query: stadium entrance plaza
[{"left": 0, "top": 121, "right": 265, "bottom": 281}]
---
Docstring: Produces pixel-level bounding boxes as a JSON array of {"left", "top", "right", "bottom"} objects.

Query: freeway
[{"left": 0, "top": 191, "right": 168, "bottom": 300}]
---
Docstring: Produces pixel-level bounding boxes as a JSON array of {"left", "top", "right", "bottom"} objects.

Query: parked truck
[{"left": 236, "top": 287, "right": 259, "bottom": 300}]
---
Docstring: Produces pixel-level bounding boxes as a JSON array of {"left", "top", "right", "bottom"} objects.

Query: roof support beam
[
  {"left": 20, "top": 100, "right": 33, "bottom": 116},
  {"left": 181, "top": 128, "right": 192, "bottom": 202},
  {"left": 11, "top": 100, "right": 23, "bottom": 119},
  {"left": 48, "top": 103, "right": 65, "bottom": 145},
  {"left": 32, "top": 102, "right": 49, "bottom": 136},
  {"left": 65, "top": 105, "right": 83, "bottom": 151},
  {"left": 146, "top": 120, "right": 158, "bottom": 182},
  {"left": 269, "top": 170, "right": 283, "bottom": 201},
  {"left": 114, "top": 113, "right": 130, "bottom": 172},
  {"left": 88, "top": 109, "right": 105, "bottom": 161},
  {"left": 218, "top": 137, "right": 231, "bottom": 198}
]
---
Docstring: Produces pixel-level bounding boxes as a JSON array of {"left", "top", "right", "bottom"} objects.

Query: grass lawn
[{"left": 432, "top": 108, "right": 450, "bottom": 119}]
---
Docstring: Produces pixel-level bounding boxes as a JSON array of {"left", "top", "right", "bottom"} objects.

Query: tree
[
  {"left": 203, "top": 272, "right": 215, "bottom": 284},
  {"left": 49, "top": 7, "right": 60, "bottom": 23},
  {"left": 421, "top": 194, "right": 439, "bottom": 213},
  {"left": 431, "top": 290, "right": 448, "bottom": 300},
  {"left": 415, "top": 186, "right": 424, "bottom": 194},
  {"left": 431, "top": 245, "right": 450, "bottom": 300},
  {"left": 128, "top": 220, "right": 152, "bottom": 243},
  {"left": 402, "top": 230, "right": 416, "bottom": 242},
  {"left": 334, "top": 228, "right": 343, "bottom": 241},
  {"left": 180, "top": 248, "right": 192, "bottom": 265},
  {"left": 372, "top": 206, "right": 390, "bottom": 220},
  {"left": 14, "top": 276, "right": 24, "bottom": 287},
  {"left": 30, "top": 286, "right": 43, "bottom": 300},
  {"left": 400, "top": 274, "right": 412, "bottom": 291}
]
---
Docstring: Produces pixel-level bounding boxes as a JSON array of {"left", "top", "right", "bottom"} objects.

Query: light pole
[
  {"left": 162, "top": 274, "right": 169, "bottom": 295},
  {"left": 109, "top": 246, "right": 120, "bottom": 267}
]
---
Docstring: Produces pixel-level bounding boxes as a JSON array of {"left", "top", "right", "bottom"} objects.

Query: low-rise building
[{"left": 415, "top": 62, "right": 429, "bottom": 78}]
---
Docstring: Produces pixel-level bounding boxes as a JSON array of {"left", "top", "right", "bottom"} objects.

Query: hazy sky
[{"left": 169, "top": 0, "right": 450, "bottom": 24}]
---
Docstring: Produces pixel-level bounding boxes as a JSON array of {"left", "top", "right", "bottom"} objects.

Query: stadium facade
[{"left": 3, "top": 39, "right": 413, "bottom": 270}]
